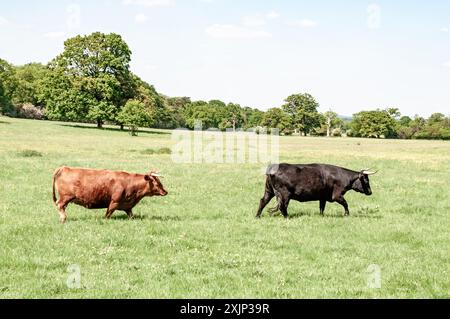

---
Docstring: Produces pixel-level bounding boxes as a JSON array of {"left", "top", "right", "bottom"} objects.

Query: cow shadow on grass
[
  {"left": 110, "top": 214, "right": 182, "bottom": 222},
  {"left": 274, "top": 211, "right": 382, "bottom": 219},
  {"left": 68, "top": 213, "right": 182, "bottom": 222},
  {"left": 59, "top": 124, "right": 170, "bottom": 136}
]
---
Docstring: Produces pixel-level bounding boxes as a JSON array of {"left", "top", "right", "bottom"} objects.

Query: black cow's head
[{"left": 352, "top": 170, "right": 377, "bottom": 196}]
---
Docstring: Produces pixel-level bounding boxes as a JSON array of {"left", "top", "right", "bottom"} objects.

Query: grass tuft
[
  {"left": 17, "top": 150, "right": 43, "bottom": 157},
  {"left": 140, "top": 147, "right": 172, "bottom": 155}
]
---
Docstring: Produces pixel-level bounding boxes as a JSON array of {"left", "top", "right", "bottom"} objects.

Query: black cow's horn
[{"left": 362, "top": 170, "right": 378, "bottom": 175}]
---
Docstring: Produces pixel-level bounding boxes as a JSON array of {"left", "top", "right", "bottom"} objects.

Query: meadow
[{"left": 0, "top": 116, "right": 449, "bottom": 298}]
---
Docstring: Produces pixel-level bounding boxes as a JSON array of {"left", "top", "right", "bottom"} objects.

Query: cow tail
[
  {"left": 52, "top": 167, "right": 62, "bottom": 206},
  {"left": 266, "top": 172, "right": 281, "bottom": 214}
]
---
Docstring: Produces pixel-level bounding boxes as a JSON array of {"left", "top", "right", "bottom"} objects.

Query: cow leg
[
  {"left": 279, "top": 198, "right": 290, "bottom": 219},
  {"left": 126, "top": 209, "right": 134, "bottom": 219},
  {"left": 335, "top": 197, "right": 350, "bottom": 216},
  {"left": 256, "top": 191, "right": 274, "bottom": 218},
  {"left": 56, "top": 197, "right": 72, "bottom": 223},
  {"left": 105, "top": 202, "right": 119, "bottom": 219},
  {"left": 320, "top": 200, "right": 326, "bottom": 216}
]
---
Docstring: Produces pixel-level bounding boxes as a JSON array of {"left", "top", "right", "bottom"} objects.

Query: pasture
[{"left": 0, "top": 116, "right": 449, "bottom": 298}]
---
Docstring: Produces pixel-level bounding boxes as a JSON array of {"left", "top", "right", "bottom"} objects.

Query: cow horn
[
  {"left": 362, "top": 169, "right": 378, "bottom": 175},
  {"left": 150, "top": 172, "right": 162, "bottom": 177}
]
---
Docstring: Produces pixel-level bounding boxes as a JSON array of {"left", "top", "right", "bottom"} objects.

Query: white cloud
[
  {"left": 266, "top": 11, "right": 280, "bottom": 20},
  {"left": 205, "top": 24, "right": 272, "bottom": 39},
  {"left": 242, "top": 15, "right": 266, "bottom": 27},
  {"left": 135, "top": 13, "right": 148, "bottom": 23},
  {"left": 287, "top": 19, "right": 318, "bottom": 28},
  {"left": 443, "top": 62, "right": 450, "bottom": 68},
  {"left": 242, "top": 11, "right": 280, "bottom": 27},
  {"left": 43, "top": 31, "right": 66, "bottom": 38},
  {"left": 123, "top": 0, "right": 174, "bottom": 7},
  {"left": 0, "top": 16, "right": 10, "bottom": 26},
  {"left": 441, "top": 27, "right": 449, "bottom": 33}
]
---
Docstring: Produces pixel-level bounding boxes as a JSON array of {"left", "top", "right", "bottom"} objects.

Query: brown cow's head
[{"left": 144, "top": 171, "right": 168, "bottom": 196}]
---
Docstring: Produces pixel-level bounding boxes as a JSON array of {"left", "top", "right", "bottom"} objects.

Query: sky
[{"left": 0, "top": 0, "right": 449, "bottom": 117}]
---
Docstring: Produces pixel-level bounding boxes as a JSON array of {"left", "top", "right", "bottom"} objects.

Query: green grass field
[{"left": 0, "top": 116, "right": 449, "bottom": 298}]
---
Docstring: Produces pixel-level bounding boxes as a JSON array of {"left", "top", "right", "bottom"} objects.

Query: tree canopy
[
  {"left": 1, "top": 32, "right": 449, "bottom": 140},
  {"left": 350, "top": 110, "right": 397, "bottom": 138},
  {"left": 42, "top": 32, "right": 135, "bottom": 127},
  {"left": 282, "top": 93, "right": 321, "bottom": 135}
]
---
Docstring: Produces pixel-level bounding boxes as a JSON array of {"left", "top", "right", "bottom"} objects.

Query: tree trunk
[
  {"left": 120, "top": 124, "right": 124, "bottom": 131},
  {"left": 327, "top": 118, "right": 331, "bottom": 137},
  {"left": 97, "top": 119, "right": 103, "bottom": 129}
]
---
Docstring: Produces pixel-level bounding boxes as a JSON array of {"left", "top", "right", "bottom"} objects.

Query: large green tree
[
  {"left": 282, "top": 93, "right": 321, "bottom": 135},
  {"left": 350, "top": 109, "right": 397, "bottom": 138},
  {"left": 261, "top": 107, "right": 292, "bottom": 134},
  {"left": 42, "top": 32, "right": 135, "bottom": 127}
]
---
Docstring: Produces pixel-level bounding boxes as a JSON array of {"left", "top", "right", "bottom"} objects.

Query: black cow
[{"left": 256, "top": 163, "right": 377, "bottom": 218}]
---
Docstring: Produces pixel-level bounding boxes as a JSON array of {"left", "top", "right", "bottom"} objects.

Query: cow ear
[{"left": 144, "top": 175, "right": 151, "bottom": 181}]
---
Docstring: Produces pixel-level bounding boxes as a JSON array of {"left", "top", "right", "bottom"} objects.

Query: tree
[
  {"left": 0, "top": 59, "right": 16, "bottom": 114},
  {"left": 219, "top": 103, "right": 243, "bottom": 131},
  {"left": 282, "top": 93, "right": 321, "bottom": 135},
  {"left": 43, "top": 32, "right": 135, "bottom": 128},
  {"left": 242, "top": 107, "right": 264, "bottom": 129},
  {"left": 350, "top": 110, "right": 397, "bottom": 138},
  {"left": 131, "top": 75, "right": 174, "bottom": 129},
  {"left": 261, "top": 108, "right": 292, "bottom": 134},
  {"left": 323, "top": 110, "right": 338, "bottom": 137},
  {"left": 399, "top": 115, "right": 412, "bottom": 127},
  {"left": 164, "top": 96, "right": 191, "bottom": 128},
  {"left": 116, "top": 100, "right": 153, "bottom": 136},
  {"left": 386, "top": 107, "right": 401, "bottom": 119},
  {"left": 414, "top": 113, "right": 450, "bottom": 140},
  {"left": 12, "top": 63, "right": 48, "bottom": 106},
  {"left": 183, "top": 101, "right": 219, "bottom": 129}
]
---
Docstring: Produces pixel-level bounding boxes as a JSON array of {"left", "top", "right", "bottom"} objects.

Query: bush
[
  {"left": 140, "top": 147, "right": 172, "bottom": 155},
  {"left": 18, "top": 150, "right": 43, "bottom": 157},
  {"left": 15, "top": 103, "right": 43, "bottom": 120},
  {"left": 117, "top": 100, "right": 153, "bottom": 136},
  {"left": 331, "top": 128, "right": 343, "bottom": 137},
  {"left": 141, "top": 148, "right": 156, "bottom": 155},
  {"left": 158, "top": 147, "right": 172, "bottom": 155}
]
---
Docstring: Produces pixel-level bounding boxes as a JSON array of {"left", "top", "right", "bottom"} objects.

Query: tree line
[{"left": 0, "top": 32, "right": 449, "bottom": 140}]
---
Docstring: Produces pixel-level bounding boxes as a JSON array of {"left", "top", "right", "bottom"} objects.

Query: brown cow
[{"left": 52, "top": 166, "right": 168, "bottom": 223}]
